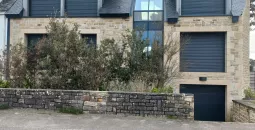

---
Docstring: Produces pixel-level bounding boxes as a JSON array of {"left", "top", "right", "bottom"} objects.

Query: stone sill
[
  {"left": 0, "top": 88, "right": 194, "bottom": 97},
  {"left": 233, "top": 100, "right": 255, "bottom": 110}
]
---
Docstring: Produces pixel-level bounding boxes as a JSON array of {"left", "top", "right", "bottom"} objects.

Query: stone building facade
[{"left": 3, "top": 0, "right": 250, "bottom": 121}]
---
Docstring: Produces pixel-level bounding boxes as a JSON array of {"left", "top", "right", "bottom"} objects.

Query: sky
[{"left": 251, "top": 31, "right": 255, "bottom": 59}]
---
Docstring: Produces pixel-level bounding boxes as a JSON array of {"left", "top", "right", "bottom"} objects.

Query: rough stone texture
[
  {"left": 0, "top": 88, "right": 194, "bottom": 120},
  {"left": 232, "top": 100, "right": 255, "bottom": 123},
  {"left": 8, "top": 1, "right": 250, "bottom": 122},
  {"left": 165, "top": 0, "right": 250, "bottom": 121},
  {"left": 10, "top": 17, "right": 132, "bottom": 47}
]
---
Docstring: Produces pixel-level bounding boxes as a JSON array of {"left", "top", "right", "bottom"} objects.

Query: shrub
[
  {"left": 58, "top": 107, "right": 83, "bottom": 115},
  {"left": 0, "top": 80, "right": 10, "bottom": 88},
  {"left": 151, "top": 86, "right": 173, "bottom": 94},
  {"left": 9, "top": 17, "right": 188, "bottom": 91},
  {"left": 244, "top": 88, "right": 255, "bottom": 99}
]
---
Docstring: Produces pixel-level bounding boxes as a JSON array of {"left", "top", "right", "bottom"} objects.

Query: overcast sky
[{"left": 251, "top": 31, "right": 255, "bottom": 59}]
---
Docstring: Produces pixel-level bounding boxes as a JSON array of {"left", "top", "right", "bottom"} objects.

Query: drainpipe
[{"left": 5, "top": 18, "right": 10, "bottom": 80}]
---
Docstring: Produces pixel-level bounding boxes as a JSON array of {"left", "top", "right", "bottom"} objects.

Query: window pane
[
  {"left": 135, "top": 0, "right": 149, "bottom": 10},
  {"left": 149, "top": 0, "right": 163, "bottom": 10},
  {"left": 134, "top": 12, "right": 148, "bottom": 21},
  {"left": 148, "top": 31, "right": 163, "bottom": 46},
  {"left": 82, "top": 34, "right": 97, "bottom": 45},
  {"left": 149, "top": 12, "right": 163, "bottom": 21},
  {"left": 149, "top": 21, "right": 163, "bottom": 30},
  {"left": 134, "top": 22, "right": 148, "bottom": 31}
]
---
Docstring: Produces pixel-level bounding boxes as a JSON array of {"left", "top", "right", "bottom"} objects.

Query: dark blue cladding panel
[
  {"left": 29, "top": 0, "right": 60, "bottom": 17},
  {"left": 181, "top": 0, "right": 225, "bottom": 15},
  {"left": 180, "top": 85, "right": 225, "bottom": 122},
  {"left": 180, "top": 32, "right": 226, "bottom": 72},
  {"left": 66, "top": 0, "right": 98, "bottom": 17}
]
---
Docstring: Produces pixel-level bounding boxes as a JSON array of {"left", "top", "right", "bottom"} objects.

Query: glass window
[
  {"left": 134, "top": 12, "right": 149, "bottom": 21},
  {"left": 149, "top": 12, "right": 163, "bottom": 21},
  {"left": 134, "top": 0, "right": 163, "bottom": 55},
  {"left": 135, "top": 0, "right": 149, "bottom": 10},
  {"left": 82, "top": 34, "right": 97, "bottom": 45},
  {"left": 149, "top": 0, "right": 163, "bottom": 10}
]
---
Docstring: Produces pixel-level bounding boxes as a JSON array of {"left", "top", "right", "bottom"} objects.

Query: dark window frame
[{"left": 133, "top": 0, "right": 164, "bottom": 54}]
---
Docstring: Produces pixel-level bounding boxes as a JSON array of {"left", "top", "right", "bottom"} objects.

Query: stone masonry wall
[
  {"left": 0, "top": 88, "right": 194, "bottom": 120},
  {"left": 232, "top": 100, "right": 255, "bottom": 123}
]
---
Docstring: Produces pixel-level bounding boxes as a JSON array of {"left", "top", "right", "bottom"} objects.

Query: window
[
  {"left": 65, "top": 0, "right": 98, "bottom": 17},
  {"left": 180, "top": 32, "right": 226, "bottom": 72},
  {"left": 27, "top": 34, "right": 47, "bottom": 65},
  {"left": 29, "top": 0, "right": 61, "bottom": 17},
  {"left": 134, "top": 0, "right": 164, "bottom": 53},
  {"left": 181, "top": 0, "right": 226, "bottom": 16},
  {"left": 81, "top": 34, "right": 97, "bottom": 45},
  {"left": 27, "top": 34, "right": 46, "bottom": 49}
]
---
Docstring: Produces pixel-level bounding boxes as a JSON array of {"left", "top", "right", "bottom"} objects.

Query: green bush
[
  {"left": 58, "top": 107, "right": 83, "bottom": 115},
  {"left": 0, "top": 80, "right": 10, "bottom": 88},
  {"left": 244, "top": 88, "right": 255, "bottom": 99},
  {"left": 151, "top": 86, "right": 173, "bottom": 94}
]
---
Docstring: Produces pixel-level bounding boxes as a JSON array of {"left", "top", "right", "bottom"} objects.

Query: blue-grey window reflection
[{"left": 134, "top": 0, "right": 163, "bottom": 54}]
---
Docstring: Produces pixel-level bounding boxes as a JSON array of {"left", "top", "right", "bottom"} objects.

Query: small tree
[{"left": 9, "top": 18, "right": 188, "bottom": 92}]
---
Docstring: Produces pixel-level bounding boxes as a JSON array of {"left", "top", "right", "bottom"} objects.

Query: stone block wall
[
  {"left": 232, "top": 100, "right": 255, "bottom": 123},
  {"left": 0, "top": 88, "right": 194, "bottom": 120}
]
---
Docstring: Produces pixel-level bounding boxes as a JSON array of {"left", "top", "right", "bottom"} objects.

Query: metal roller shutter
[
  {"left": 181, "top": 0, "right": 226, "bottom": 16},
  {"left": 65, "top": 0, "right": 98, "bottom": 17},
  {"left": 29, "top": 0, "right": 61, "bottom": 17},
  {"left": 180, "top": 32, "right": 225, "bottom": 72}
]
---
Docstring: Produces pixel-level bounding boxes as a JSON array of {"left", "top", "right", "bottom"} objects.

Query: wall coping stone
[
  {"left": 0, "top": 88, "right": 194, "bottom": 97},
  {"left": 233, "top": 100, "right": 255, "bottom": 110}
]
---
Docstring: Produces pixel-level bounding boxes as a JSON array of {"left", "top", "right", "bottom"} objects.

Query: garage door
[{"left": 180, "top": 85, "right": 225, "bottom": 121}]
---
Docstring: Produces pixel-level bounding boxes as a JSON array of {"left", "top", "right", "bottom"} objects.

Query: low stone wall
[
  {"left": 232, "top": 100, "right": 255, "bottom": 123},
  {"left": 0, "top": 88, "right": 194, "bottom": 119}
]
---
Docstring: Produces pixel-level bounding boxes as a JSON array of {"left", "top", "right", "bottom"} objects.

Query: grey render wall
[{"left": 0, "top": 88, "right": 194, "bottom": 120}]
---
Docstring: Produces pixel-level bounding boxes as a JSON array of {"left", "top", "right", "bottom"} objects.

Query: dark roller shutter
[
  {"left": 180, "top": 32, "right": 225, "bottom": 72},
  {"left": 181, "top": 0, "right": 225, "bottom": 16},
  {"left": 65, "top": 0, "right": 98, "bottom": 17},
  {"left": 180, "top": 85, "right": 226, "bottom": 122},
  {"left": 29, "top": 0, "right": 60, "bottom": 17}
]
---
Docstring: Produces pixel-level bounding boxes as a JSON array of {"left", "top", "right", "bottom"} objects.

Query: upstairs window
[
  {"left": 181, "top": 0, "right": 226, "bottom": 16},
  {"left": 29, "top": 0, "right": 61, "bottom": 17},
  {"left": 134, "top": 0, "right": 164, "bottom": 53},
  {"left": 65, "top": 0, "right": 98, "bottom": 17}
]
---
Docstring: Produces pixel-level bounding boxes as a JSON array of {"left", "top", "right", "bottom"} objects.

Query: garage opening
[{"left": 180, "top": 84, "right": 226, "bottom": 122}]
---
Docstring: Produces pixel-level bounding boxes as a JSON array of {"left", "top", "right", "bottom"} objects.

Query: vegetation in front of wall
[
  {"left": 0, "top": 80, "right": 10, "bottom": 88},
  {"left": 58, "top": 107, "right": 83, "bottom": 115},
  {"left": 244, "top": 88, "right": 255, "bottom": 100},
  {"left": 0, "top": 104, "right": 10, "bottom": 110},
  {"left": 166, "top": 115, "right": 178, "bottom": 120},
  {"left": 151, "top": 86, "right": 173, "bottom": 94},
  {"left": 9, "top": 17, "right": 188, "bottom": 92}
]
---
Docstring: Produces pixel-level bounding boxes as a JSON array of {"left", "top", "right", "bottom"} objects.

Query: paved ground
[{"left": 0, "top": 109, "right": 255, "bottom": 130}]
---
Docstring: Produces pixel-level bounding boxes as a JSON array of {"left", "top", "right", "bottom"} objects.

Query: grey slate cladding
[
  {"left": 165, "top": 0, "right": 178, "bottom": 18},
  {"left": 99, "top": 0, "right": 133, "bottom": 16},
  {"left": 0, "top": 0, "right": 16, "bottom": 12},
  {"left": 231, "top": 0, "right": 246, "bottom": 16},
  {"left": 5, "top": 0, "right": 22, "bottom": 15}
]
